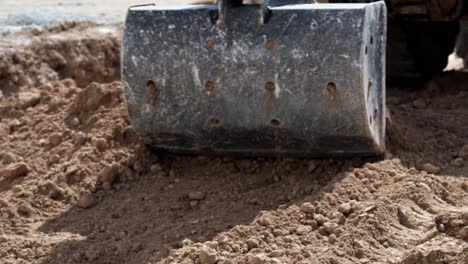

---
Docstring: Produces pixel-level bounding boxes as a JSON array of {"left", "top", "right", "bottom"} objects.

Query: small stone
[
  {"left": 17, "top": 203, "right": 33, "bottom": 216},
  {"left": 0, "top": 124, "right": 9, "bottom": 139},
  {"left": 68, "top": 82, "right": 116, "bottom": 114},
  {"left": 48, "top": 154, "right": 60, "bottom": 165},
  {"left": 323, "top": 222, "right": 339, "bottom": 234},
  {"left": 0, "top": 198, "right": 8, "bottom": 207},
  {"left": 412, "top": 98, "right": 427, "bottom": 109},
  {"left": 246, "top": 238, "right": 260, "bottom": 249},
  {"left": 84, "top": 247, "right": 99, "bottom": 261},
  {"left": 337, "top": 214, "right": 346, "bottom": 225},
  {"left": 70, "top": 117, "right": 81, "bottom": 126},
  {"left": 421, "top": 163, "right": 440, "bottom": 174},
  {"left": 189, "top": 201, "right": 198, "bottom": 208},
  {"left": 0, "top": 152, "right": 16, "bottom": 165},
  {"left": 43, "top": 181, "right": 64, "bottom": 200},
  {"left": 150, "top": 164, "right": 162, "bottom": 173},
  {"left": 248, "top": 254, "right": 269, "bottom": 264},
  {"left": 458, "top": 145, "right": 468, "bottom": 159},
  {"left": 296, "top": 225, "right": 312, "bottom": 235},
  {"left": 98, "top": 163, "right": 120, "bottom": 184},
  {"left": 314, "top": 213, "right": 328, "bottom": 225},
  {"left": 459, "top": 226, "right": 468, "bottom": 240},
  {"left": 188, "top": 191, "right": 206, "bottom": 201},
  {"left": 18, "top": 91, "right": 41, "bottom": 109},
  {"left": 48, "top": 132, "right": 63, "bottom": 147},
  {"left": 102, "top": 181, "right": 112, "bottom": 191},
  {"left": 269, "top": 250, "right": 284, "bottom": 258},
  {"left": 437, "top": 224, "right": 445, "bottom": 232},
  {"left": 0, "top": 162, "right": 30, "bottom": 180},
  {"left": 94, "top": 138, "right": 108, "bottom": 152},
  {"left": 328, "top": 234, "right": 337, "bottom": 244},
  {"left": 338, "top": 203, "right": 352, "bottom": 215},
  {"left": 76, "top": 193, "right": 96, "bottom": 209},
  {"left": 450, "top": 158, "right": 464, "bottom": 168},
  {"left": 133, "top": 160, "right": 145, "bottom": 173},
  {"left": 199, "top": 248, "right": 218, "bottom": 264},
  {"left": 73, "top": 132, "right": 88, "bottom": 145},
  {"left": 300, "top": 202, "right": 315, "bottom": 214}
]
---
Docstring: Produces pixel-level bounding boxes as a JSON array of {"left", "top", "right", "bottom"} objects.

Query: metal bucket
[{"left": 122, "top": 0, "right": 387, "bottom": 157}]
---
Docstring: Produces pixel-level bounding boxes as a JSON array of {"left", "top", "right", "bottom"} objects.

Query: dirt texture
[
  {"left": 0, "top": 22, "right": 120, "bottom": 96},
  {"left": 0, "top": 23, "right": 467, "bottom": 264}
]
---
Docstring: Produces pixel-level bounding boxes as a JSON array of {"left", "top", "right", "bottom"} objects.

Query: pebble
[
  {"left": 48, "top": 132, "right": 63, "bottom": 147},
  {"left": 188, "top": 191, "right": 206, "bottom": 201},
  {"left": 421, "top": 163, "right": 440, "bottom": 174},
  {"left": 450, "top": 158, "right": 464, "bottom": 168},
  {"left": 48, "top": 154, "right": 60, "bottom": 165},
  {"left": 459, "top": 145, "right": 468, "bottom": 159},
  {"left": 248, "top": 254, "right": 269, "bottom": 264},
  {"left": 314, "top": 214, "right": 328, "bottom": 225},
  {"left": 73, "top": 132, "right": 88, "bottom": 145},
  {"left": 133, "top": 160, "right": 145, "bottom": 173},
  {"left": 150, "top": 164, "right": 162, "bottom": 174},
  {"left": 70, "top": 117, "right": 81, "bottom": 126},
  {"left": 412, "top": 98, "right": 427, "bottom": 109},
  {"left": 94, "top": 138, "right": 108, "bottom": 152},
  {"left": 0, "top": 162, "right": 30, "bottom": 180},
  {"left": 198, "top": 248, "right": 218, "bottom": 264},
  {"left": 323, "top": 222, "right": 339, "bottom": 234},
  {"left": 459, "top": 227, "right": 468, "bottom": 240},
  {"left": 300, "top": 202, "right": 315, "bottom": 214},
  {"left": 246, "top": 238, "right": 259, "bottom": 249},
  {"left": 328, "top": 234, "right": 337, "bottom": 244},
  {"left": 98, "top": 163, "right": 120, "bottom": 184},
  {"left": 102, "top": 181, "right": 112, "bottom": 191},
  {"left": 338, "top": 203, "right": 352, "bottom": 215},
  {"left": 0, "top": 198, "right": 8, "bottom": 207},
  {"left": 18, "top": 91, "right": 41, "bottom": 109},
  {"left": 17, "top": 203, "right": 33, "bottom": 216},
  {"left": 189, "top": 201, "right": 199, "bottom": 208},
  {"left": 0, "top": 152, "right": 15, "bottom": 165},
  {"left": 76, "top": 193, "right": 96, "bottom": 209}
]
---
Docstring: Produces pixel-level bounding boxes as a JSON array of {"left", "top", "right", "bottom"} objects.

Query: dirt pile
[
  {"left": 0, "top": 24, "right": 467, "bottom": 264},
  {"left": 0, "top": 22, "right": 120, "bottom": 96}
]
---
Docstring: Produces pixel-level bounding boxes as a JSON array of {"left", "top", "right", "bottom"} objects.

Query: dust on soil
[{"left": 0, "top": 23, "right": 467, "bottom": 264}]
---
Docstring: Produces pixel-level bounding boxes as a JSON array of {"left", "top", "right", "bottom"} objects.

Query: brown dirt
[{"left": 0, "top": 23, "right": 467, "bottom": 264}]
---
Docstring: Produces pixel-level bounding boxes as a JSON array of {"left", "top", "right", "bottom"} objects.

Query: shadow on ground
[{"left": 37, "top": 156, "right": 368, "bottom": 264}]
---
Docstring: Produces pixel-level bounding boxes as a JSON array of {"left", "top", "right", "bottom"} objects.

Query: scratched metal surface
[{"left": 122, "top": 1, "right": 386, "bottom": 157}]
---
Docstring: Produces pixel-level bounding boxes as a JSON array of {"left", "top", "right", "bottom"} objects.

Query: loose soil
[{"left": 0, "top": 23, "right": 467, "bottom": 264}]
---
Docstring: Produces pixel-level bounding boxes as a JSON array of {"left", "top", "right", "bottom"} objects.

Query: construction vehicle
[{"left": 121, "top": 0, "right": 465, "bottom": 157}]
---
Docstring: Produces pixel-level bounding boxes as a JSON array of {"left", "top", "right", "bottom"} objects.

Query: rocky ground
[{"left": 0, "top": 22, "right": 467, "bottom": 264}]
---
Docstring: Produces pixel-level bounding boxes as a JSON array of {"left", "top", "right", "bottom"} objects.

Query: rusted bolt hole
[
  {"left": 146, "top": 80, "right": 158, "bottom": 106},
  {"left": 374, "top": 107, "right": 378, "bottom": 119},
  {"left": 369, "top": 115, "right": 373, "bottom": 125},
  {"left": 265, "top": 81, "right": 275, "bottom": 92},
  {"left": 205, "top": 80, "right": 215, "bottom": 93},
  {"left": 266, "top": 40, "right": 275, "bottom": 50},
  {"left": 367, "top": 80, "right": 373, "bottom": 98},
  {"left": 327, "top": 82, "right": 337, "bottom": 93},
  {"left": 206, "top": 39, "right": 215, "bottom": 49},
  {"left": 270, "top": 119, "right": 280, "bottom": 127},
  {"left": 210, "top": 117, "right": 221, "bottom": 126},
  {"left": 365, "top": 46, "right": 368, "bottom": 55}
]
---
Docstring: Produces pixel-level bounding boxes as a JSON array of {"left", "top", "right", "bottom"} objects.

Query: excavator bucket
[{"left": 122, "top": 0, "right": 387, "bottom": 157}]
